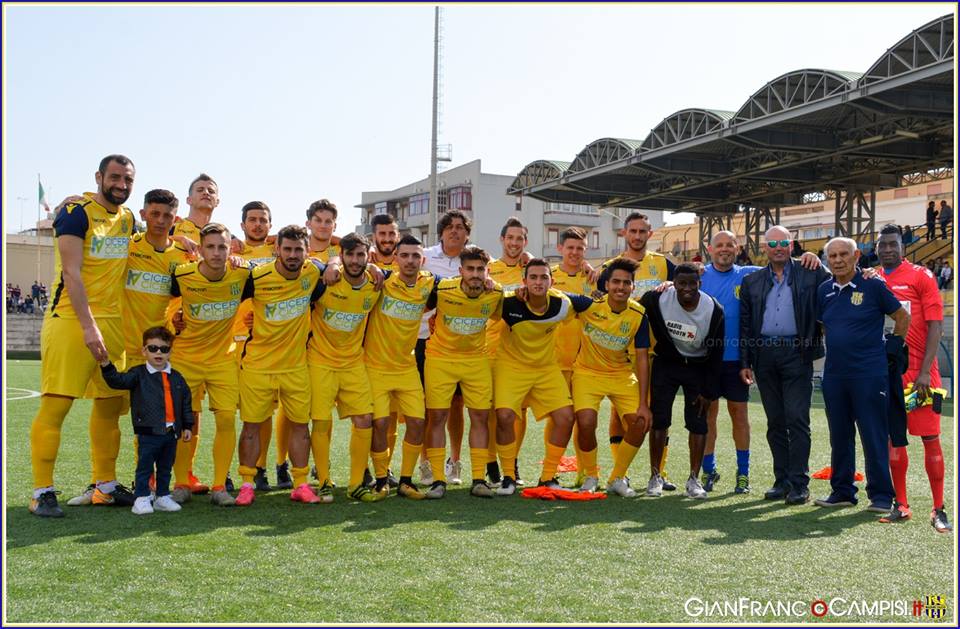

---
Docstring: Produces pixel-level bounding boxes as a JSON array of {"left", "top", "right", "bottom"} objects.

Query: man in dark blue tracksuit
[{"left": 815, "top": 237, "right": 909, "bottom": 513}]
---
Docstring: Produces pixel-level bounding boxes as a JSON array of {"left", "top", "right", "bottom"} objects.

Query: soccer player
[
  {"left": 815, "top": 237, "right": 907, "bottom": 514},
  {"left": 571, "top": 258, "right": 651, "bottom": 496},
  {"left": 307, "top": 232, "right": 383, "bottom": 502},
  {"left": 484, "top": 217, "right": 529, "bottom": 485},
  {"left": 416, "top": 210, "right": 472, "bottom": 486},
  {"left": 365, "top": 235, "right": 440, "bottom": 498},
  {"left": 640, "top": 264, "right": 725, "bottom": 499},
  {"left": 494, "top": 259, "right": 593, "bottom": 495},
  {"left": 551, "top": 226, "right": 596, "bottom": 486},
  {"left": 369, "top": 213, "right": 400, "bottom": 271},
  {"left": 171, "top": 173, "right": 220, "bottom": 255},
  {"left": 424, "top": 245, "right": 504, "bottom": 498},
  {"left": 874, "top": 226, "right": 949, "bottom": 531},
  {"left": 169, "top": 223, "right": 251, "bottom": 506},
  {"left": 29, "top": 154, "right": 138, "bottom": 517},
  {"left": 598, "top": 212, "right": 678, "bottom": 490},
  {"left": 234, "top": 225, "right": 324, "bottom": 505},
  {"left": 66, "top": 189, "right": 190, "bottom": 506},
  {"left": 305, "top": 199, "right": 340, "bottom": 263},
  {"left": 231, "top": 201, "right": 289, "bottom": 492}
]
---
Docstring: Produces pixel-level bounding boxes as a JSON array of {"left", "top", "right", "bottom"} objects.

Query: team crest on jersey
[
  {"left": 363, "top": 296, "right": 373, "bottom": 310},
  {"left": 649, "top": 264, "right": 657, "bottom": 275},
  {"left": 734, "top": 285, "right": 741, "bottom": 300},
  {"left": 620, "top": 321, "right": 630, "bottom": 334},
  {"left": 421, "top": 286, "right": 431, "bottom": 299},
  {"left": 850, "top": 291, "right": 863, "bottom": 306},
  {"left": 231, "top": 282, "right": 241, "bottom": 296},
  {"left": 480, "top": 303, "right": 491, "bottom": 316},
  {"left": 121, "top": 217, "right": 129, "bottom": 234},
  {"left": 301, "top": 277, "right": 311, "bottom": 291}
]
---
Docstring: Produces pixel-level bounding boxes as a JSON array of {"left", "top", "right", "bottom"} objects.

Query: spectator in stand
[
  {"left": 23, "top": 296, "right": 35, "bottom": 314},
  {"left": 735, "top": 246, "right": 753, "bottom": 266},
  {"left": 939, "top": 200, "right": 952, "bottom": 240},
  {"left": 939, "top": 261, "right": 952, "bottom": 290},
  {"left": 926, "top": 260, "right": 937, "bottom": 275},
  {"left": 12, "top": 284, "right": 21, "bottom": 308},
  {"left": 926, "top": 201, "right": 938, "bottom": 241},
  {"left": 902, "top": 224, "right": 914, "bottom": 245},
  {"left": 32, "top": 281, "right": 41, "bottom": 302},
  {"left": 692, "top": 251, "right": 704, "bottom": 263},
  {"left": 932, "top": 258, "right": 943, "bottom": 279}
]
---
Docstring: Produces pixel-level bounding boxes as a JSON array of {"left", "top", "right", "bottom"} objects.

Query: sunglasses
[
  {"left": 145, "top": 344, "right": 172, "bottom": 354},
  {"left": 767, "top": 240, "right": 791, "bottom": 248}
]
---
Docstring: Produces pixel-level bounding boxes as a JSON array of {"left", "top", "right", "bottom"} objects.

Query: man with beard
[
  {"left": 30, "top": 155, "right": 138, "bottom": 517},
  {"left": 234, "top": 225, "right": 325, "bottom": 505},
  {"left": 369, "top": 213, "right": 400, "bottom": 271}
]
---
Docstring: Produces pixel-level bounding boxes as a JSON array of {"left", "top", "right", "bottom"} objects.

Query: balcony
[{"left": 542, "top": 210, "right": 600, "bottom": 228}]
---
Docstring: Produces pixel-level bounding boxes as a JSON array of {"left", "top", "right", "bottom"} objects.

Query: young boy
[{"left": 100, "top": 327, "right": 194, "bottom": 515}]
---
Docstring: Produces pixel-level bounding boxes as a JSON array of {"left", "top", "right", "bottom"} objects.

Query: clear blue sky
[{"left": 4, "top": 3, "right": 953, "bottom": 236}]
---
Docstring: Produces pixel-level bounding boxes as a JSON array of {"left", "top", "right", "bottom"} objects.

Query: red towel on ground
[
  {"left": 811, "top": 466, "right": 865, "bottom": 482},
  {"left": 537, "top": 455, "right": 579, "bottom": 473},
  {"left": 521, "top": 486, "right": 607, "bottom": 501}
]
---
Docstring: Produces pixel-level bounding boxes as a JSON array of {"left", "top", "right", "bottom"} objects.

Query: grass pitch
[{"left": 3, "top": 359, "right": 955, "bottom": 623}]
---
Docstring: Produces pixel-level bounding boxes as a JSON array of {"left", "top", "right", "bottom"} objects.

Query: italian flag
[{"left": 38, "top": 179, "right": 50, "bottom": 214}]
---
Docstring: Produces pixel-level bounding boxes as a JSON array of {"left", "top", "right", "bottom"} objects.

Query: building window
[
  {"left": 409, "top": 193, "right": 430, "bottom": 216},
  {"left": 448, "top": 186, "right": 472, "bottom": 211},
  {"left": 591, "top": 231, "right": 599, "bottom": 249},
  {"left": 927, "top": 183, "right": 942, "bottom": 195},
  {"left": 545, "top": 202, "right": 597, "bottom": 215},
  {"left": 547, "top": 228, "right": 559, "bottom": 246}
]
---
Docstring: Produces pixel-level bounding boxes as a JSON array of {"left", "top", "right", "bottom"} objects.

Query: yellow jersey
[
  {"left": 551, "top": 264, "right": 595, "bottom": 371},
  {"left": 307, "top": 272, "right": 379, "bottom": 369},
  {"left": 171, "top": 217, "right": 203, "bottom": 246},
  {"left": 310, "top": 244, "right": 340, "bottom": 264},
  {"left": 497, "top": 288, "right": 593, "bottom": 369},
  {"left": 574, "top": 295, "right": 649, "bottom": 374},
  {"left": 233, "top": 242, "right": 277, "bottom": 342},
  {"left": 375, "top": 258, "right": 399, "bottom": 273},
  {"left": 364, "top": 271, "right": 439, "bottom": 370},
  {"left": 426, "top": 278, "right": 503, "bottom": 359},
  {"left": 170, "top": 263, "right": 250, "bottom": 365},
  {"left": 122, "top": 233, "right": 189, "bottom": 355},
  {"left": 239, "top": 259, "right": 323, "bottom": 373},
  {"left": 600, "top": 251, "right": 674, "bottom": 299},
  {"left": 485, "top": 258, "right": 525, "bottom": 357},
  {"left": 48, "top": 192, "right": 136, "bottom": 320}
]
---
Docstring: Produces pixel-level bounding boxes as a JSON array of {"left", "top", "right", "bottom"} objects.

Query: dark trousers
[
  {"left": 754, "top": 343, "right": 813, "bottom": 491},
  {"left": 135, "top": 432, "right": 178, "bottom": 498},
  {"left": 940, "top": 220, "right": 950, "bottom": 240},
  {"left": 926, "top": 220, "right": 936, "bottom": 240},
  {"left": 820, "top": 375, "right": 895, "bottom": 506}
]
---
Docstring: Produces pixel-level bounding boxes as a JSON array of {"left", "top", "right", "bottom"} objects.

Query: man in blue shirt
[
  {"left": 702, "top": 231, "right": 823, "bottom": 495},
  {"left": 816, "top": 237, "right": 909, "bottom": 514}
]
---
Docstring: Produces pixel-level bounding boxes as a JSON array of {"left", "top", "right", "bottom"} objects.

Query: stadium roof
[{"left": 509, "top": 14, "right": 955, "bottom": 217}]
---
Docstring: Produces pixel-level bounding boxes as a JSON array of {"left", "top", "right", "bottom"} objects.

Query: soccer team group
[{"left": 25, "top": 155, "right": 949, "bottom": 532}]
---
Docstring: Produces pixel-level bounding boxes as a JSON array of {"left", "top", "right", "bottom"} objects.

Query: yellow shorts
[
  {"left": 240, "top": 367, "right": 311, "bottom": 424},
  {"left": 368, "top": 366, "right": 424, "bottom": 419},
  {"left": 40, "top": 315, "right": 125, "bottom": 399},
  {"left": 425, "top": 356, "right": 492, "bottom": 411},
  {"left": 310, "top": 362, "right": 373, "bottom": 420},
  {"left": 173, "top": 359, "right": 239, "bottom": 413},
  {"left": 572, "top": 370, "right": 640, "bottom": 418},
  {"left": 494, "top": 361, "right": 571, "bottom": 419}
]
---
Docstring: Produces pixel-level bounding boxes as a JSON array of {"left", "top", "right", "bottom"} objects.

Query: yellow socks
[
  {"left": 349, "top": 426, "right": 373, "bottom": 488},
  {"left": 580, "top": 447, "right": 599, "bottom": 478},
  {"left": 311, "top": 420, "right": 332, "bottom": 485},
  {"left": 30, "top": 395, "right": 73, "bottom": 489},
  {"left": 497, "top": 441, "right": 516, "bottom": 480},
  {"left": 469, "top": 447, "right": 487, "bottom": 481},
  {"left": 610, "top": 441, "right": 640, "bottom": 482},
  {"left": 427, "top": 447, "right": 446, "bottom": 483},
  {"left": 400, "top": 440, "right": 420, "bottom": 478},
  {"left": 212, "top": 409, "right": 237, "bottom": 488},
  {"left": 90, "top": 397, "right": 124, "bottom": 483},
  {"left": 291, "top": 465, "right": 309, "bottom": 487},
  {"left": 371, "top": 449, "right": 391, "bottom": 479},
  {"left": 541, "top": 443, "right": 565, "bottom": 482},
  {"left": 238, "top": 464, "right": 257, "bottom": 485}
]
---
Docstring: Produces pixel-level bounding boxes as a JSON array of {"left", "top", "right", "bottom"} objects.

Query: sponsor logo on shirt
[
  {"left": 322, "top": 308, "right": 367, "bottom": 332},
  {"left": 584, "top": 321, "right": 630, "bottom": 351},
  {"left": 666, "top": 319, "right": 698, "bottom": 342},
  {"left": 264, "top": 295, "right": 310, "bottom": 321},
  {"left": 443, "top": 315, "right": 487, "bottom": 335},
  {"left": 125, "top": 269, "right": 172, "bottom": 295},
  {"left": 380, "top": 295, "right": 425, "bottom": 321},
  {"left": 632, "top": 278, "right": 661, "bottom": 298},
  {"left": 90, "top": 236, "right": 129, "bottom": 259},
  {"left": 188, "top": 300, "right": 240, "bottom": 321}
]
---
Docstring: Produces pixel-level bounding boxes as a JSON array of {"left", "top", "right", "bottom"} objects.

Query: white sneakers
[
  {"left": 132, "top": 494, "right": 182, "bottom": 515},
  {"left": 646, "top": 474, "right": 664, "bottom": 497},
  {"left": 446, "top": 458, "right": 463, "bottom": 485},
  {"left": 580, "top": 476, "right": 600, "bottom": 493},
  {"left": 419, "top": 460, "right": 434, "bottom": 485},
  {"left": 608, "top": 477, "right": 637, "bottom": 498},
  {"left": 685, "top": 476, "right": 708, "bottom": 500}
]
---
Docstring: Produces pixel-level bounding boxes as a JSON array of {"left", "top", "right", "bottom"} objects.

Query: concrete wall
[{"left": 5, "top": 235, "right": 56, "bottom": 296}]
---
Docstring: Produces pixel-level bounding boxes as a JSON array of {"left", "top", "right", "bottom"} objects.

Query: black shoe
[
  {"left": 386, "top": 469, "right": 399, "bottom": 489},
  {"left": 363, "top": 468, "right": 375, "bottom": 488},
  {"left": 275, "top": 462, "right": 293, "bottom": 490},
  {"left": 110, "top": 483, "right": 137, "bottom": 507},
  {"left": 764, "top": 484, "right": 789, "bottom": 500},
  {"left": 661, "top": 476, "right": 677, "bottom": 491},
  {"left": 29, "top": 490, "right": 64, "bottom": 518},
  {"left": 309, "top": 465, "right": 319, "bottom": 482},
  {"left": 254, "top": 467, "right": 271, "bottom": 492},
  {"left": 701, "top": 470, "right": 721, "bottom": 492},
  {"left": 496, "top": 476, "right": 517, "bottom": 496},
  {"left": 514, "top": 461, "right": 525, "bottom": 487},
  {"left": 486, "top": 461, "right": 502, "bottom": 485},
  {"left": 537, "top": 477, "right": 561, "bottom": 489},
  {"left": 785, "top": 488, "right": 810, "bottom": 505},
  {"left": 225, "top": 475, "right": 235, "bottom": 493},
  {"left": 374, "top": 476, "right": 389, "bottom": 493},
  {"left": 931, "top": 507, "right": 952, "bottom": 533}
]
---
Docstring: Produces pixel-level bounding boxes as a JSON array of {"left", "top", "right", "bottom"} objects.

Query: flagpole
[{"left": 37, "top": 173, "right": 43, "bottom": 308}]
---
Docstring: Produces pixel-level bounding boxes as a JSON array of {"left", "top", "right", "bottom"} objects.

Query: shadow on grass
[{"left": 6, "top": 483, "right": 878, "bottom": 549}]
